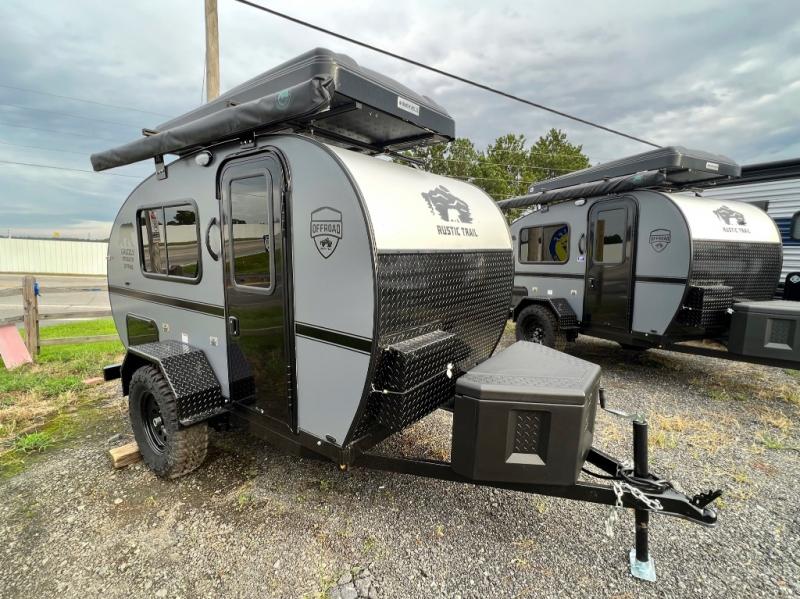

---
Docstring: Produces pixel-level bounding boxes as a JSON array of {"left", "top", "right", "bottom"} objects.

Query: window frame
[
  {"left": 593, "top": 207, "right": 628, "bottom": 265},
  {"left": 518, "top": 223, "right": 571, "bottom": 265},
  {"left": 791, "top": 211, "right": 800, "bottom": 241},
  {"left": 136, "top": 198, "right": 202, "bottom": 284},
  {"left": 228, "top": 172, "right": 276, "bottom": 295}
]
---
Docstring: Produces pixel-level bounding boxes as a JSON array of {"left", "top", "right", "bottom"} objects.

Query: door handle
[
  {"left": 228, "top": 316, "right": 240, "bottom": 337},
  {"left": 206, "top": 217, "right": 220, "bottom": 261},
  {"left": 589, "top": 277, "right": 597, "bottom": 289}
]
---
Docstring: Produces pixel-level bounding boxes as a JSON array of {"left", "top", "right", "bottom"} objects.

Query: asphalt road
[{"left": 0, "top": 274, "right": 109, "bottom": 325}]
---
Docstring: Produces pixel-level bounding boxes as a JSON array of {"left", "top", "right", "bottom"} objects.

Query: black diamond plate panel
[
  {"left": 351, "top": 250, "right": 514, "bottom": 438},
  {"left": 512, "top": 411, "right": 543, "bottom": 454},
  {"left": 549, "top": 298, "right": 578, "bottom": 329},
  {"left": 376, "top": 330, "right": 468, "bottom": 393},
  {"left": 691, "top": 241, "right": 781, "bottom": 302},
  {"left": 129, "top": 341, "right": 225, "bottom": 426},
  {"left": 678, "top": 285, "right": 733, "bottom": 329},
  {"left": 768, "top": 319, "right": 792, "bottom": 345}
]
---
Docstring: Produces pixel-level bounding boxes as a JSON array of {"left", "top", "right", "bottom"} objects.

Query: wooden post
[
  {"left": 204, "top": 0, "right": 220, "bottom": 101},
  {"left": 22, "top": 275, "right": 39, "bottom": 358}
]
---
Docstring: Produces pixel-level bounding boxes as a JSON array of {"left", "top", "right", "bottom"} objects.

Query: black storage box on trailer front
[
  {"left": 728, "top": 300, "right": 800, "bottom": 362},
  {"left": 452, "top": 342, "right": 599, "bottom": 486}
]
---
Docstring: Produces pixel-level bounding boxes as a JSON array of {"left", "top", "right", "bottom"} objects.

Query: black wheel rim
[
  {"left": 522, "top": 319, "right": 545, "bottom": 344},
  {"left": 141, "top": 391, "right": 167, "bottom": 453}
]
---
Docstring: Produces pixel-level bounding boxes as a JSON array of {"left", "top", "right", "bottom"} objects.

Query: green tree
[{"left": 404, "top": 128, "right": 590, "bottom": 212}]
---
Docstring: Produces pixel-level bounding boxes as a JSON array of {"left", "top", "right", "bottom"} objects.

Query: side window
[
  {"left": 594, "top": 208, "right": 626, "bottom": 264},
  {"left": 519, "top": 224, "right": 569, "bottom": 263},
  {"left": 139, "top": 208, "right": 166, "bottom": 275},
  {"left": 792, "top": 212, "right": 800, "bottom": 241},
  {"left": 164, "top": 206, "right": 199, "bottom": 278},
  {"left": 138, "top": 203, "right": 200, "bottom": 281},
  {"left": 230, "top": 175, "right": 272, "bottom": 289}
]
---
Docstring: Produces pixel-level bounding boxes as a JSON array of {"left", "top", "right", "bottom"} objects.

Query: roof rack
[
  {"left": 530, "top": 146, "right": 740, "bottom": 193},
  {"left": 91, "top": 48, "right": 454, "bottom": 173}
]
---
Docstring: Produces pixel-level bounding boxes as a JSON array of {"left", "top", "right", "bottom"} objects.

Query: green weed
[{"left": 14, "top": 431, "right": 54, "bottom": 453}]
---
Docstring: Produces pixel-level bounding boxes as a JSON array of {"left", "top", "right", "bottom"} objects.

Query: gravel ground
[{"left": 1, "top": 333, "right": 799, "bottom": 598}]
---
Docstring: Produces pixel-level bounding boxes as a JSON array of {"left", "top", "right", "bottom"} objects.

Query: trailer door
[
  {"left": 220, "top": 155, "right": 293, "bottom": 429},
  {"left": 584, "top": 198, "right": 636, "bottom": 331}
]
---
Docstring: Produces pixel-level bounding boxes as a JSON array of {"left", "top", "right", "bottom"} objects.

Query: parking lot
[{"left": 1, "top": 331, "right": 798, "bottom": 598}]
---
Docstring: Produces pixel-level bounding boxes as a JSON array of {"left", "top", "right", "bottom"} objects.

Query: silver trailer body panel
[{"left": 107, "top": 133, "right": 512, "bottom": 449}]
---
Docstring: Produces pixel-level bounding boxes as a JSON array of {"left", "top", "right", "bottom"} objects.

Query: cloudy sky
[{"left": 1, "top": 0, "right": 798, "bottom": 238}]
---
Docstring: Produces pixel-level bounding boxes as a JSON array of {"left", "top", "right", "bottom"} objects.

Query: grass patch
[
  {"left": 14, "top": 430, "right": 54, "bottom": 453},
  {"left": 39, "top": 318, "right": 117, "bottom": 340},
  {"left": 0, "top": 319, "right": 123, "bottom": 472}
]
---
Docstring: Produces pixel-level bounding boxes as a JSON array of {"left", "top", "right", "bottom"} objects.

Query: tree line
[{"left": 404, "top": 128, "right": 590, "bottom": 205}]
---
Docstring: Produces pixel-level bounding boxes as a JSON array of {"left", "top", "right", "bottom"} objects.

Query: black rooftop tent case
[
  {"left": 499, "top": 146, "right": 741, "bottom": 210},
  {"left": 91, "top": 48, "right": 454, "bottom": 172}
]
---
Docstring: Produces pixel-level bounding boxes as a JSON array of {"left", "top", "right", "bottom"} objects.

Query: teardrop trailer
[
  {"left": 92, "top": 49, "right": 720, "bottom": 579},
  {"left": 500, "top": 147, "right": 800, "bottom": 369}
]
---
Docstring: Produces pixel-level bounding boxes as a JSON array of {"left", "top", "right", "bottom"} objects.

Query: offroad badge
[
  {"left": 310, "top": 207, "right": 342, "bottom": 259},
  {"left": 649, "top": 228, "right": 671, "bottom": 253}
]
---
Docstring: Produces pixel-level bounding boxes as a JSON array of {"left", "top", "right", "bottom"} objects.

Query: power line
[
  {"left": 231, "top": 0, "right": 660, "bottom": 148},
  {"left": 0, "top": 140, "right": 87, "bottom": 156},
  {"left": 0, "top": 102, "right": 142, "bottom": 128},
  {"left": 0, "top": 84, "right": 172, "bottom": 118},
  {"left": 0, "top": 159, "right": 142, "bottom": 179},
  {"left": 0, "top": 121, "right": 124, "bottom": 142}
]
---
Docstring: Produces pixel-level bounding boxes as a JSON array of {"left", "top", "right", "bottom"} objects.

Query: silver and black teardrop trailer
[
  {"left": 501, "top": 147, "right": 800, "bottom": 369},
  {"left": 92, "top": 49, "right": 719, "bottom": 578}
]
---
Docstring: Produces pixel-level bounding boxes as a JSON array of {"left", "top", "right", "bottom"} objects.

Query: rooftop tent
[
  {"left": 91, "top": 48, "right": 454, "bottom": 172},
  {"left": 531, "top": 146, "right": 740, "bottom": 193},
  {"left": 498, "top": 146, "right": 741, "bottom": 210}
]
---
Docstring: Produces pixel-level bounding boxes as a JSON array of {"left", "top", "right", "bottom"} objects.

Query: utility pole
[{"left": 204, "top": 0, "right": 220, "bottom": 101}]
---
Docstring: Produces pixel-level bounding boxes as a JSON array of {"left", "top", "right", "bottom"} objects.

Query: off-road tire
[
  {"left": 128, "top": 365, "right": 208, "bottom": 479},
  {"left": 515, "top": 304, "right": 567, "bottom": 351}
]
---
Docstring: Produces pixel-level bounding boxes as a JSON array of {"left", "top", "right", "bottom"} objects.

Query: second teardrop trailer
[
  {"left": 501, "top": 148, "right": 800, "bottom": 369},
  {"left": 93, "top": 49, "right": 719, "bottom": 579}
]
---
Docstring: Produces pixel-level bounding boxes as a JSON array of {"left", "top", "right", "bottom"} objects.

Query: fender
[
  {"left": 513, "top": 296, "right": 578, "bottom": 330},
  {"left": 120, "top": 340, "right": 227, "bottom": 427}
]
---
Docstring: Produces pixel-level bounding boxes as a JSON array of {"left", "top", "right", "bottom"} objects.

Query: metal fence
[{"left": 0, "top": 238, "right": 108, "bottom": 275}]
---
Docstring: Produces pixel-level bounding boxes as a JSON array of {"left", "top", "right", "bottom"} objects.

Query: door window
[
  {"left": 594, "top": 208, "right": 626, "bottom": 264},
  {"left": 792, "top": 212, "right": 800, "bottom": 241},
  {"left": 230, "top": 175, "right": 272, "bottom": 290}
]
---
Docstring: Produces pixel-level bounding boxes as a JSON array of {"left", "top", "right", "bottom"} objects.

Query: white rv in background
[{"left": 702, "top": 159, "right": 800, "bottom": 293}]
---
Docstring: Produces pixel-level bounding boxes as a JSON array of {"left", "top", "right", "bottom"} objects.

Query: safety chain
[{"left": 604, "top": 480, "right": 664, "bottom": 539}]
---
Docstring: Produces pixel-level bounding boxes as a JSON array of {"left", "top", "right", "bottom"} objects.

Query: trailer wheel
[
  {"left": 515, "top": 304, "right": 567, "bottom": 351},
  {"left": 128, "top": 365, "right": 208, "bottom": 479}
]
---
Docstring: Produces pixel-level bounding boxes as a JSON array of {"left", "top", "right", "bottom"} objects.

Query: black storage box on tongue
[
  {"left": 728, "top": 300, "right": 800, "bottom": 362},
  {"left": 452, "top": 342, "right": 600, "bottom": 486}
]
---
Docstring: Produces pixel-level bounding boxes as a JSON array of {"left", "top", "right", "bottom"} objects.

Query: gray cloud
[{"left": 1, "top": 0, "right": 798, "bottom": 237}]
